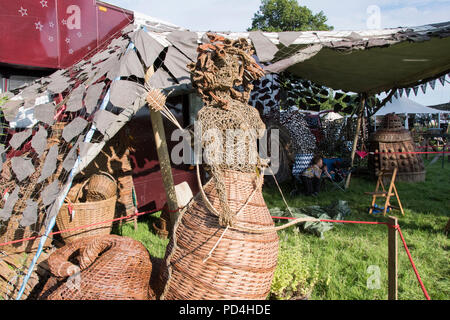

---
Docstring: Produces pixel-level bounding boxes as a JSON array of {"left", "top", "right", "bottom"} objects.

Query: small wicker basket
[
  {"left": 86, "top": 171, "right": 117, "bottom": 202},
  {"left": 56, "top": 177, "right": 117, "bottom": 243}
]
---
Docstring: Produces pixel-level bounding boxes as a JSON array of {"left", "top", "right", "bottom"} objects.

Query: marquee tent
[{"left": 374, "top": 97, "right": 446, "bottom": 116}]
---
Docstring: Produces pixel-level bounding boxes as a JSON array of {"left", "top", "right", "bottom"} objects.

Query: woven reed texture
[
  {"left": 159, "top": 170, "right": 279, "bottom": 300},
  {"left": 38, "top": 235, "right": 153, "bottom": 300},
  {"left": 0, "top": 249, "right": 52, "bottom": 300}
]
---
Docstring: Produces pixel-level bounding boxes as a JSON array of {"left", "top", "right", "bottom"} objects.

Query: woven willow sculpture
[{"left": 159, "top": 33, "right": 279, "bottom": 300}]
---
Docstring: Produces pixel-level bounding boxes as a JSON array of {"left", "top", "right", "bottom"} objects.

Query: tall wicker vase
[{"left": 159, "top": 170, "right": 279, "bottom": 300}]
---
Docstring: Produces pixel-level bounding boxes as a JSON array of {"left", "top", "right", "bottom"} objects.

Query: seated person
[{"left": 301, "top": 155, "right": 328, "bottom": 196}]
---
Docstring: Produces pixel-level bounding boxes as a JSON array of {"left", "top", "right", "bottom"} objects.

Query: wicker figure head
[{"left": 188, "top": 33, "right": 265, "bottom": 109}]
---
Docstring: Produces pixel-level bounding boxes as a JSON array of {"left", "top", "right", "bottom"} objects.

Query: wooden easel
[{"left": 366, "top": 167, "right": 405, "bottom": 216}]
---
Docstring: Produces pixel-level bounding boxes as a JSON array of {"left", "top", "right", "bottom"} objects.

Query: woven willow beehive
[{"left": 369, "top": 113, "right": 426, "bottom": 182}]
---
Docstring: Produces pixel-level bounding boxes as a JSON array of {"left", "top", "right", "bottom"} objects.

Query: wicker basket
[
  {"left": 86, "top": 172, "right": 117, "bottom": 202},
  {"left": 38, "top": 235, "right": 153, "bottom": 300},
  {"left": 159, "top": 170, "right": 279, "bottom": 300},
  {"left": 81, "top": 128, "right": 136, "bottom": 217},
  {"left": 56, "top": 178, "right": 117, "bottom": 243}
]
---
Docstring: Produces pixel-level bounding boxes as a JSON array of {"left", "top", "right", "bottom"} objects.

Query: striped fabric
[{"left": 292, "top": 153, "right": 314, "bottom": 179}]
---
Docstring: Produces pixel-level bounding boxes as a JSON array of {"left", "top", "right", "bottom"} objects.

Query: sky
[{"left": 106, "top": 0, "right": 449, "bottom": 106}]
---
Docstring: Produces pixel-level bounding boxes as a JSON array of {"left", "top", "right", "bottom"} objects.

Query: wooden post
[
  {"left": 388, "top": 216, "right": 398, "bottom": 300},
  {"left": 442, "top": 143, "right": 445, "bottom": 169},
  {"left": 345, "top": 94, "right": 366, "bottom": 189},
  {"left": 150, "top": 109, "right": 180, "bottom": 231}
]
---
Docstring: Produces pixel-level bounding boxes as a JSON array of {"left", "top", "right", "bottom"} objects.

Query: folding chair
[{"left": 365, "top": 167, "right": 405, "bottom": 216}]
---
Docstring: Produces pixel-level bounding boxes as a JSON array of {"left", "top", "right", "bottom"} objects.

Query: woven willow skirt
[{"left": 159, "top": 170, "right": 279, "bottom": 300}]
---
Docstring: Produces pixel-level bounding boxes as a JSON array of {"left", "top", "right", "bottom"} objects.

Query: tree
[{"left": 249, "top": 0, "right": 333, "bottom": 32}]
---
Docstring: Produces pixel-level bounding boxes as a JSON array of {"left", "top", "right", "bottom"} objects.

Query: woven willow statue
[{"left": 159, "top": 34, "right": 279, "bottom": 300}]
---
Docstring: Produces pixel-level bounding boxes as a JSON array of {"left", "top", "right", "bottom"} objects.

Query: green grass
[
  {"left": 118, "top": 157, "right": 449, "bottom": 300},
  {"left": 264, "top": 158, "right": 449, "bottom": 300},
  {"left": 113, "top": 212, "right": 169, "bottom": 259}
]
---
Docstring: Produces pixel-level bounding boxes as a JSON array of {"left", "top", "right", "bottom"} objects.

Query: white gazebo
[{"left": 374, "top": 97, "right": 445, "bottom": 129}]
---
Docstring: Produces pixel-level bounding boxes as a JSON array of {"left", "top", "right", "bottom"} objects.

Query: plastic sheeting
[
  {"left": 20, "top": 200, "right": 38, "bottom": 227},
  {"left": 118, "top": 50, "right": 146, "bottom": 79},
  {"left": 0, "top": 187, "right": 20, "bottom": 222},
  {"left": 9, "top": 129, "right": 32, "bottom": 150},
  {"left": 41, "top": 181, "right": 60, "bottom": 207},
  {"left": 131, "top": 29, "right": 165, "bottom": 68},
  {"left": 109, "top": 80, "right": 146, "bottom": 109},
  {"left": 249, "top": 31, "right": 279, "bottom": 63},
  {"left": 62, "top": 117, "right": 88, "bottom": 143},
  {"left": 34, "top": 103, "right": 56, "bottom": 125},
  {"left": 84, "top": 83, "right": 105, "bottom": 114},
  {"left": 38, "top": 145, "right": 58, "bottom": 183},
  {"left": 166, "top": 30, "right": 198, "bottom": 62},
  {"left": 66, "top": 85, "right": 86, "bottom": 112}
]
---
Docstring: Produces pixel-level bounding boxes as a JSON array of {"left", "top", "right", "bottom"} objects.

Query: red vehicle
[
  {"left": 0, "top": 0, "right": 198, "bottom": 212},
  {"left": 0, "top": 0, "right": 133, "bottom": 91}
]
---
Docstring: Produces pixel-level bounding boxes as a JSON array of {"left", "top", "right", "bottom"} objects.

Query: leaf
[{"left": 334, "top": 92, "right": 345, "bottom": 101}]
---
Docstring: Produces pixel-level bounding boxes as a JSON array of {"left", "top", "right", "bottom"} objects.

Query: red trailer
[
  {"left": 0, "top": 0, "right": 132, "bottom": 73},
  {"left": 0, "top": 0, "right": 199, "bottom": 213}
]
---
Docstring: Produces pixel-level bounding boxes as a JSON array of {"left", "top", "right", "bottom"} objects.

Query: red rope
[
  {"left": 1, "top": 210, "right": 430, "bottom": 300},
  {"left": 0, "top": 208, "right": 161, "bottom": 248},
  {"left": 272, "top": 216, "right": 430, "bottom": 300},
  {"left": 376, "top": 151, "right": 450, "bottom": 155},
  {"left": 397, "top": 225, "right": 431, "bottom": 300}
]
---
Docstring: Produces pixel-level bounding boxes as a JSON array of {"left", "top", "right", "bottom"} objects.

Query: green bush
[
  {"left": 0, "top": 95, "right": 9, "bottom": 107},
  {"left": 270, "top": 233, "right": 319, "bottom": 300}
]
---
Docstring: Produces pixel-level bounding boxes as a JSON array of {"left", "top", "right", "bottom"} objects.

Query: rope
[
  {"left": 397, "top": 225, "right": 431, "bottom": 300},
  {"left": 272, "top": 215, "right": 430, "bottom": 300},
  {"left": 267, "top": 166, "right": 294, "bottom": 217},
  {"left": 1, "top": 204, "right": 431, "bottom": 300},
  {"left": 273, "top": 215, "right": 390, "bottom": 226}
]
